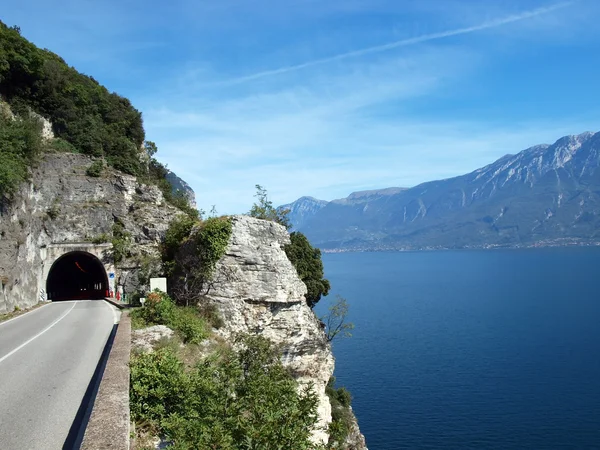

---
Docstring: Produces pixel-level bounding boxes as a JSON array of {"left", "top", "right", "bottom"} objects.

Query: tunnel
[{"left": 46, "top": 251, "right": 108, "bottom": 301}]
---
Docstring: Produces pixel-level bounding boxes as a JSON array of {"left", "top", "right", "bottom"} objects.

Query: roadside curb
[
  {"left": 81, "top": 313, "right": 131, "bottom": 450},
  {"left": 104, "top": 298, "right": 130, "bottom": 309}
]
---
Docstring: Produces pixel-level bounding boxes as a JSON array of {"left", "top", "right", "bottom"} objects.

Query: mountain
[
  {"left": 279, "top": 196, "right": 328, "bottom": 230},
  {"left": 166, "top": 169, "right": 197, "bottom": 208},
  {"left": 283, "top": 131, "right": 600, "bottom": 251}
]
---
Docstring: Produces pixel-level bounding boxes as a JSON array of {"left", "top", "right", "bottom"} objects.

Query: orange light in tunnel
[{"left": 75, "top": 261, "right": 87, "bottom": 273}]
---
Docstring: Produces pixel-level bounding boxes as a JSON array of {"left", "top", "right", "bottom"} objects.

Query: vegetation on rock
[
  {"left": 162, "top": 216, "right": 233, "bottom": 307},
  {"left": 130, "top": 334, "right": 320, "bottom": 449},
  {"left": 0, "top": 22, "right": 144, "bottom": 174},
  {"left": 0, "top": 22, "right": 196, "bottom": 212},
  {"left": 130, "top": 291, "right": 209, "bottom": 344},
  {"left": 322, "top": 295, "right": 354, "bottom": 342},
  {"left": 85, "top": 159, "right": 104, "bottom": 177},
  {"left": 0, "top": 109, "right": 42, "bottom": 200},
  {"left": 249, "top": 184, "right": 291, "bottom": 229},
  {"left": 285, "top": 231, "right": 330, "bottom": 308},
  {"left": 326, "top": 376, "right": 354, "bottom": 447},
  {"left": 111, "top": 221, "right": 132, "bottom": 264}
]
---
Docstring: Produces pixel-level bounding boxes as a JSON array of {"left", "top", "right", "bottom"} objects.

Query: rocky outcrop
[
  {"left": 199, "top": 216, "right": 365, "bottom": 447},
  {"left": 0, "top": 153, "right": 181, "bottom": 313}
]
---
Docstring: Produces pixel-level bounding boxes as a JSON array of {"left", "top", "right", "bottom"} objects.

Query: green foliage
[
  {"left": 162, "top": 214, "right": 198, "bottom": 274},
  {"left": 193, "top": 217, "right": 232, "bottom": 282},
  {"left": 326, "top": 377, "right": 354, "bottom": 447},
  {"left": 90, "top": 233, "right": 109, "bottom": 244},
  {"left": 172, "top": 307, "right": 208, "bottom": 344},
  {"left": 322, "top": 295, "right": 354, "bottom": 342},
  {"left": 85, "top": 159, "right": 104, "bottom": 177},
  {"left": 0, "top": 21, "right": 145, "bottom": 175},
  {"left": 46, "top": 202, "right": 60, "bottom": 220},
  {"left": 164, "top": 216, "right": 232, "bottom": 307},
  {"left": 285, "top": 232, "right": 330, "bottom": 308},
  {"left": 249, "top": 184, "right": 291, "bottom": 229},
  {"left": 112, "top": 221, "right": 132, "bottom": 263},
  {"left": 130, "top": 335, "right": 320, "bottom": 449},
  {"left": 130, "top": 291, "right": 208, "bottom": 344},
  {"left": 46, "top": 137, "right": 78, "bottom": 153},
  {"left": 0, "top": 111, "right": 43, "bottom": 199}
]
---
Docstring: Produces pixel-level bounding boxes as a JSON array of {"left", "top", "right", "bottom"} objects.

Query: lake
[{"left": 317, "top": 248, "right": 600, "bottom": 449}]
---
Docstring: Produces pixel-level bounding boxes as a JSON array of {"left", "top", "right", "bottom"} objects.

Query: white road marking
[
  {"left": 0, "top": 303, "right": 50, "bottom": 328},
  {"left": 0, "top": 303, "right": 76, "bottom": 365}
]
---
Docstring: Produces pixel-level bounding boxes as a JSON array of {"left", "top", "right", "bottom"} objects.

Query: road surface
[{"left": 0, "top": 300, "right": 118, "bottom": 450}]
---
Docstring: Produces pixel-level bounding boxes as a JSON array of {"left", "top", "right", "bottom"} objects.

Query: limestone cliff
[
  {"left": 197, "top": 216, "right": 367, "bottom": 448},
  {"left": 0, "top": 152, "right": 180, "bottom": 313}
]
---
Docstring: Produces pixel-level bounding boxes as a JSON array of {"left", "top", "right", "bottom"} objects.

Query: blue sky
[{"left": 3, "top": 0, "right": 600, "bottom": 213}]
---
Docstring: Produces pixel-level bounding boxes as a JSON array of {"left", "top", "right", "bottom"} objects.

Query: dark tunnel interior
[{"left": 46, "top": 251, "right": 108, "bottom": 301}]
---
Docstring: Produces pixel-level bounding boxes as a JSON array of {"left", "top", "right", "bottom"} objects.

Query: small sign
[{"left": 109, "top": 273, "right": 115, "bottom": 279}]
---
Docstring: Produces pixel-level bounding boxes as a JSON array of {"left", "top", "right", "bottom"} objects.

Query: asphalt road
[{"left": 0, "top": 300, "right": 119, "bottom": 450}]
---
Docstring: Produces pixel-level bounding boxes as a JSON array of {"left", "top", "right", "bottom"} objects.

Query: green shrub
[
  {"left": 285, "top": 232, "right": 330, "bottom": 308},
  {"left": 130, "top": 291, "right": 208, "bottom": 344},
  {"left": 86, "top": 159, "right": 104, "bottom": 177},
  {"left": 163, "top": 216, "right": 232, "bottom": 307},
  {"left": 90, "top": 233, "right": 109, "bottom": 244},
  {"left": 47, "top": 138, "right": 78, "bottom": 153},
  {"left": 46, "top": 203, "right": 59, "bottom": 220},
  {"left": 0, "top": 22, "right": 145, "bottom": 176},
  {"left": 0, "top": 111, "right": 43, "bottom": 199},
  {"left": 130, "top": 348, "right": 189, "bottom": 424},
  {"left": 112, "top": 221, "right": 132, "bottom": 263},
  {"left": 173, "top": 307, "right": 207, "bottom": 344},
  {"left": 130, "top": 335, "right": 320, "bottom": 449},
  {"left": 326, "top": 377, "right": 354, "bottom": 447}
]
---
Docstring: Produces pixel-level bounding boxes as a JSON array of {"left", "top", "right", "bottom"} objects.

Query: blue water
[{"left": 317, "top": 248, "right": 600, "bottom": 449}]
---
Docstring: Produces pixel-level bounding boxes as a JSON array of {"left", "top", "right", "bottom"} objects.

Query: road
[{"left": 0, "top": 300, "right": 119, "bottom": 450}]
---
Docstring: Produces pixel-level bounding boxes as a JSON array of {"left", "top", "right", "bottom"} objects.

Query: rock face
[
  {"left": 0, "top": 153, "right": 181, "bottom": 313},
  {"left": 165, "top": 169, "right": 197, "bottom": 208},
  {"left": 201, "top": 216, "right": 352, "bottom": 446}
]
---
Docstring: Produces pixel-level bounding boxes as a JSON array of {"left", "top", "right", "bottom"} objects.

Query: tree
[
  {"left": 322, "top": 295, "right": 354, "bottom": 342},
  {"left": 248, "top": 184, "right": 291, "bottom": 229},
  {"left": 144, "top": 140, "right": 158, "bottom": 158},
  {"left": 284, "top": 232, "right": 330, "bottom": 308}
]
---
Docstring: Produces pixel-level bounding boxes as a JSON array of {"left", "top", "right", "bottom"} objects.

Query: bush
[
  {"left": 285, "top": 232, "right": 330, "bottom": 308},
  {"left": 0, "top": 22, "right": 145, "bottom": 175},
  {"left": 0, "top": 112, "right": 42, "bottom": 199},
  {"left": 326, "top": 377, "right": 354, "bottom": 447},
  {"left": 130, "top": 335, "right": 320, "bottom": 449},
  {"left": 130, "top": 291, "right": 208, "bottom": 344},
  {"left": 164, "top": 216, "right": 232, "bottom": 307},
  {"left": 173, "top": 307, "right": 207, "bottom": 344},
  {"left": 86, "top": 159, "right": 104, "bottom": 177},
  {"left": 47, "top": 137, "right": 77, "bottom": 153},
  {"left": 112, "top": 221, "right": 132, "bottom": 263}
]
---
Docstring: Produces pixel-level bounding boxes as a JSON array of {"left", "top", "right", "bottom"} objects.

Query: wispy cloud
[{"left": 219, "top": 1, "right": 576, "bottom": 85}]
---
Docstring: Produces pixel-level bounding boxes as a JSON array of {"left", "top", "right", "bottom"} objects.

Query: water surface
[{"left": 317, "top": 248, "right": 600, "bottom": 449}]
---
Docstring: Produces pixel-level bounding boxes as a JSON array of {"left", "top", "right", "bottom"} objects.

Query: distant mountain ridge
[{"left": 282, "top": 131, "right": 600, "bottom": 251}]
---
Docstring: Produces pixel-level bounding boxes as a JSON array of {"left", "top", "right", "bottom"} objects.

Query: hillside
[{"left": 285, "top": 131, "right": 600, "bottom": 251}]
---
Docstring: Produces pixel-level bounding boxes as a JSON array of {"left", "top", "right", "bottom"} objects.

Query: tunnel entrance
[{"left": 46, "top": 251, "right": 108, "bottom": 301}]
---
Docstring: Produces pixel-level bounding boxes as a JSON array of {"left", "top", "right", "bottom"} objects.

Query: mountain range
[{"left": 280, "top": 131, "right": 600, "bottom": 251}]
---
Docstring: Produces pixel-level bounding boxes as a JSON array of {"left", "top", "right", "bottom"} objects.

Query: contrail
[{"left": 222, "top": 1, "right": 575, "bottom": 85}]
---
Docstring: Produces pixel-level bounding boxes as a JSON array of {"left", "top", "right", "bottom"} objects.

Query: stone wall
[{"left": 0, "top": 153, "right": 180, "bottom": 313}]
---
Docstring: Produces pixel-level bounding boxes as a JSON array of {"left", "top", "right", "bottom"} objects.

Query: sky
[{"left": 2, "top": 0, "right": 600, "bottom": 213}]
